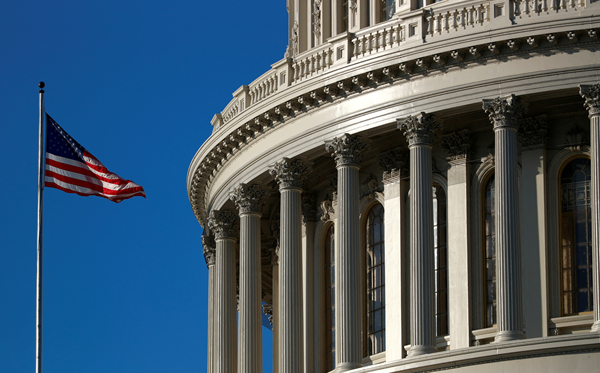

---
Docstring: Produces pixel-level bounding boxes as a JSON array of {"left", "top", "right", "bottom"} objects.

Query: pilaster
[
  {"left": 325, "top": 133, "right": 370, "bottom": 371},
  {"left": 207, "top": 210, "right": 239, "bottom": 373},
  {"left": 579, "top": 84, "right": 600, "bottom": 332},
  {"left": 269, "top": 158, "right": 312, "bottom": 373},
  {"left": 397, "top": 113, "right": 442, "bottom": 356},
  {"left": 441, "top": 132, "right": 472, "bottom": 349},
  {"left": 482, "top": 94, "right": 527, "bottom": 343},
  {"left": 230, "top": 184, "right": 270, "bottom": 373},
  {"left": 380, "top": 149, "right": 409, "bottom": 361}
]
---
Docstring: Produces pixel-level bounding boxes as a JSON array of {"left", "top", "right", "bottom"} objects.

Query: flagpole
[{"left": 36, "top": 81, "right": 45, "bottom": 373}]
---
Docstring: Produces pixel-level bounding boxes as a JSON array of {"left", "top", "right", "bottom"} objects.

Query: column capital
[
  {"left": 207, "top": 210, "right": 239, "bottom": 240},
  {"left": 302, "top": 193, "right": 318, "bottom": 223},
  {"left": 397, "top": 112, "right": 442, "bottom": 147},
  {"left": 518, "top": 116, "right": 548, "bottom": 147},
  {"left": 579, "top": 83, "right": 600, "bottom": 117},
  {"left": 229, "top": 183, "right": 270, "bottom": 215},
  {"left": 269, "top": 157, "right": 312, "bottom": 190},
  {"left": 379, "top": 147, "right": 409, "bottom": 181},
  {"left": 482, "top": 94, "right": 527, "bottom": 130},
  {"left": 325, "top": 133, "right": 371, "bottom": 167},
  {"left": 202, "top": 234, "right": 216, "bottom": 268},
  {"left": 441, "top": 131, "right": 472, "bottom": 162}
]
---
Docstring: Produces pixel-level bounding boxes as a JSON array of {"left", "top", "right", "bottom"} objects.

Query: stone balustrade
[
  {"left": 425, "top": 2, "right": 491, "bottom": 37},
  {"left": 292, "top": 44, "right": 334, "bottom": 83},
  {"left": 351, "top": 21, "right": 405, "bottom": 60}
]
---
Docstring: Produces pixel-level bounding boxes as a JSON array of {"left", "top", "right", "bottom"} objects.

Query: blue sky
[{"left": 1, "top": 1, "right": 287, "bottom": 372}]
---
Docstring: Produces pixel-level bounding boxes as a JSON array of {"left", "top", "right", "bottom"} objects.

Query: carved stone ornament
[
  {"left": 565, "top": 125, "right": 588, "bottom": 151},
  {"left": 441, "top": 131, "right": 472, "bottom": 161},
  {"left": 324, "top": 133, "right": 371, "bottom": 167},
  {"left": 518, "top": 116, "right": 548, "bottom": 147},
  {"left": 579, "top": 83, "right": 600, "bottom": 117},
  {"left": 312, "top": 0, "right": 322, "bottom": 39},
  {"left": 292, "top": 20, "right": 299, "bottom": 56},
  {"left": 269, "top": 157, "right": 312, "bottom": 190},
  {"left": 302, "top": 193, "right": 318, "bottom": 223},
  {"left": 229, "top": 183, "right": 270, "bottom": 214},
  {"left": 202, "top": 234, "right": 216, "bottom": 268},
  {"left": 264, "top": 236, "right": 279, "bottom": 265},
  {"left": 320, "top": 194, "right": 335, "bottom": 222},
  {"left": 207, "top": 210, "right": 239, "bottom": 239},
  {"left": 397, "top": 112, "right": 442, "bottom": 146},
  {"left": 262, "top": 304, "right": 274, "bottom": 326},
  {"left": 482, "top": 94, "right": 527, "bottom": 130},
  {"left": 379, "top": 147, "right": 409, "bottom": 180},
  {"left": 361, "top": 173, "right": 382, "bottom": 200}
]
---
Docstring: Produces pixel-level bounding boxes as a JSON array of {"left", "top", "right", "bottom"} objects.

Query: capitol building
[{"left": 187, "top": 0, "right": 600, "bottom": 372}]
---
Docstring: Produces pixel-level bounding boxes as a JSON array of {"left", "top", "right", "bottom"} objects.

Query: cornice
[{"left": 187, "top": 25, "right": 600, "bottom": 226}]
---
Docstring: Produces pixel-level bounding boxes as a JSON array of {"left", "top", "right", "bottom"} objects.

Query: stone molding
[
  {"left": 482, "top": 94, "right": 527, "bottom": 130},
  {"left": 269, "top": 157, "right": 312, "bottom": 190},
  {"left": 188, "top": 31, "right": 599, "bottom": 226},
  {"left": 518, "top": 116, "right": 548, "bottom": 147},
  {"left": 324, "top": 133, "right": 371, "bottom": 167},
  {"left": 229, "top": 183, "right": 270, "bottom": 214},
  {"left": 207, "top": 210, "right": 239, "bottom": 240},
  {"left": 580, "top": 83, "right": 600, "bottom": 117},
  {"left": 397, "top": 112, "right": 442, "bottom": 146},
  {"left": 441, "top": 131, "right": 471, "bottom": 161}
]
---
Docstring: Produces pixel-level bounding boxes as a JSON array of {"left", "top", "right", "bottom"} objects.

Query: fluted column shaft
[
  {"left": 580, "top": 84, "right": 600, "bottom": 332},
  {"left": 280, "top": 186, "right": 304, "bottom": 372},
  {"left": 483, "top": 95, "right": 526, "bottom": 342},
  {"left": 208, "top": 210, "right": 239, "bottom": 373},
  {"left": 269, "top": 158, "right": 312, "bottom": 373},
  {"left": 230, "top": 184, "right": 269, "bottom": 373},
  {"left": 203, "top": 236, "right": 216, "bottom": 373},
  {"left": 398, "top": 113, "right": 441, "bottom": 356},
  {"left": 214, "top": 237, "right": 237, "bottom": 372},
  {"left": 325, "top": 134, "right": 370, "bottom": 371}
]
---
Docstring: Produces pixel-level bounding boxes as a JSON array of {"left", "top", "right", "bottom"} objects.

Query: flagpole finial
[{"left": 39, "top": 81, "right": 45, "bottom": 92}]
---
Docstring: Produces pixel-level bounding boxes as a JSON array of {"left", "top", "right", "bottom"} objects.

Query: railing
[
  {"left": 426, "top": 3, "right": 491, "bottom": 37},
  {"left": 291, "top": 44, "right": 334, "bottom": 83},
  {"left": 514, "top": 0, "right": 585, "bottom": 17},
  {"left": 351, "top": 22, "right": 405, "bottom": 59},
  {"left": 249, "top": 71, "right": 279, "bottom": 106},
  {"left": 221, "top": 98, "right": 241, "bottom": 125}
]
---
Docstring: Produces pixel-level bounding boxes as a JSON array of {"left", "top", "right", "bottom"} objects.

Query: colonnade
[{"left": 201, "top": 86, "right": 600, "bottom": 373}]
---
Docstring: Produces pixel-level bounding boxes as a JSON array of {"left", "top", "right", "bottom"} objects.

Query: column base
[
  {"left": 335, "top": 362, "right": 362, "bottom": 372},
  {"left": 591, "top": 321, "right": 600, "bottom": 332},
  {"left": 494, "top": 330, "right": 525, "bottom": 343},
  {"left": 407, "top": 344, "right": 438, "bottom": 357}
]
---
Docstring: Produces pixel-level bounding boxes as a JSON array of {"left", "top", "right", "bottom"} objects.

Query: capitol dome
[{"left": 187, "top": 1, "right": 600, "bottom": 372}]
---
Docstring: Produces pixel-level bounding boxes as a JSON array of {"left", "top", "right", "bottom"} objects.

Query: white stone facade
[{"left": 189, "top": 1, "right": 600, "bottom": 372}]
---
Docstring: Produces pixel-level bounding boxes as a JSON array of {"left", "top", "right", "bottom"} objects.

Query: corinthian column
[
  {"left": 202, "top": 235, "right": 216, "bottom": 373},
  {"left": 579, "top": 84, "right": 600, "bottom": 332},
  {"left": 269, "top": 158, "right": 312, "bottom": 373},
  {"left": 325, "top": 134, "right": 370, "bottom": 371},
  {"left": 483, "top": 94, "right": 527, "bottom": 342},
  {"left": 208, "top": 210, "right": 239, "bottom": 373},
  {"left": 229, "top": 184, "right": 270, "bottom": 372},
  {"left": 398, "top": 113, "right": 441, "bottom": 356}
]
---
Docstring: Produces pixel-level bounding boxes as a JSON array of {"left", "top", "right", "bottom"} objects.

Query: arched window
[
  {"left": 365, "top": 203, "right": 385, "bottom": 356},
  {"left": 434, "top": 184, "right": 448, "bottom": 336},
  {"left": 560, "top": 157, "right": 593, "bottom": 315},
  {"left": 324, "top": 225, "right": 335, "bottom": 371},
  {"left": 483, "top": 174, "right": 496, "bottom": 327}
]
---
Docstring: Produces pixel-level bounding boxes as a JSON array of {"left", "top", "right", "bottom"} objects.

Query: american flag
[{"left": 45, "top": 114, "right": 146, "bottom": 203}]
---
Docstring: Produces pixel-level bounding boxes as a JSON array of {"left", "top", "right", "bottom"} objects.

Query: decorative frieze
[
  {"left": 441, "top": 131, "right": 472, "bottom": 161},
  {"left": 207, "top": 210, "right": 239, "bottom": 239},
  {"left": 518, "top": 116, "right": 548, "bottom": 147},
  {"left": 324, "top": 133, "right": 371, "bottom": 167},
  {"left": 269, "top": 158, "right": 312, "bottom": 189},
  {"left": 379, "top": 147, "right": 409, "bottom": 180},
  {"left": 482, "top": 94, "right": 527, "bottom": 130},
  {"left": 397, "top": 112, "right": 442, "bottom": 146},
  {"left": 229, "top": 183, "right": 270, "bottom": 214},
  {"left": 580, "top": 83, "right": 600, "bottom": 117}
]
